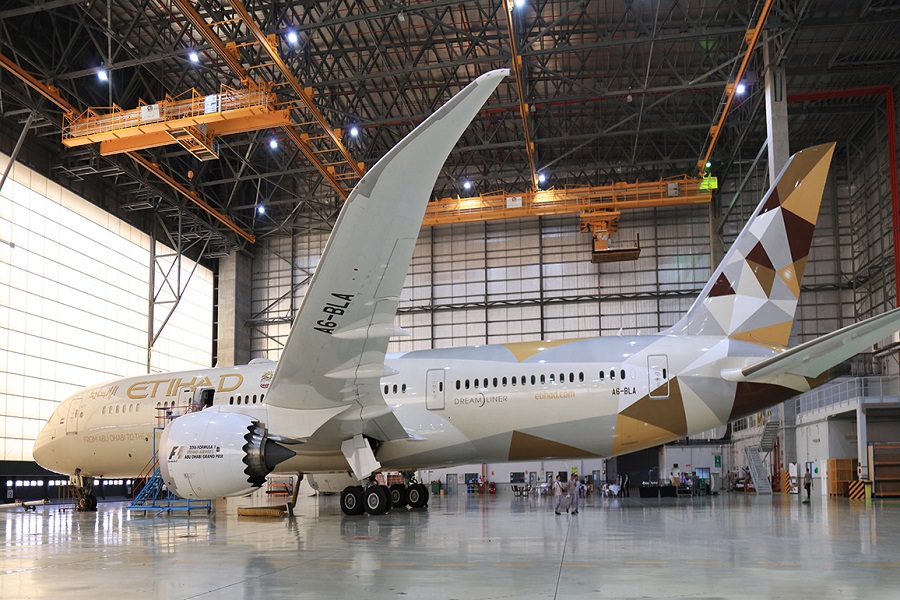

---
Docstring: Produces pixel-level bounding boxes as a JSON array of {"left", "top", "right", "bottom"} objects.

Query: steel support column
[{"left": 763, "top": 36, "right": 789, "bottom": 186}]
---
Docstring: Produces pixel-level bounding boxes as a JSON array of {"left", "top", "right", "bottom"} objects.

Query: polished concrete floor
[{"left": 2, "top": 490, "right": 899, "bottom": 599}]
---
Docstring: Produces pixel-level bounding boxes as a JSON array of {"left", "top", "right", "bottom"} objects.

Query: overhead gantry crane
[
  {"left": 423, "top": 176, "right": 711, "bottom": 263},
  {"left": 61, "top": 80, "right": 291, "bottom": 161}
]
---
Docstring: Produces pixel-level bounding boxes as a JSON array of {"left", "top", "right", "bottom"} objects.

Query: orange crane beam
[
  {"left": 697, "top": 0, "right": 774, "bottom": 175},
  {"left": 96, "top": 109, "right": 292, "bottom": 155},
  {"left": 0, "top": 52, "right": 255, "bottom": 244},
  {"left": 503, "top": 0, "right": 539, "bottom": 191},
  {"left": 227, "top": 0, "right": 365, "bottom": 178},
  {"left": 62, "top": 80, "right": 291, "bottom": 159},
  {"left": 170, "top": 0, "right": 355, "bottom": 198},
  {"left": 423, "top": 176, "right": 711, "bottom": 227}
]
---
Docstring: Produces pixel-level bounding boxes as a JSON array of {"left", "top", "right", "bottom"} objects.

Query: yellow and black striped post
[{"left": 848, "top": 480, "right": 865, "bottom": 500}]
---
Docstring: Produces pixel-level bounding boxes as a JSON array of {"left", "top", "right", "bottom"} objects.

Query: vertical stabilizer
[{"left": 669, "top": 143, "right": 836, "bottom": 346}]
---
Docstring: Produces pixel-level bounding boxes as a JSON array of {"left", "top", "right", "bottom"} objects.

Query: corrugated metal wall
[{"left": 248, "top": 135, "right": 898, "bottom": 371}]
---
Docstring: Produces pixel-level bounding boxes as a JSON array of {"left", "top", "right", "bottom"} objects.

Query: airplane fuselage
[{"left": 33, "top": 333, "right": 794, "bottom": 479}]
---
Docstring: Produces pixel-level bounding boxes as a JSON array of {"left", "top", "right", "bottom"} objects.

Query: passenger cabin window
[
  {"left": 401, "top": 384, "right": 407, "bottom": 393},
  {"left": 599, "top": 371, "right": 605, "bottom": 380},
  {"left": 549, "top": 374, "right": 555, "bottom": 383},
  {"left": 540, "top": 374, "right": 546, "bottom": 384},
  {"left": 620, "top": 369, "right": 626, "bottom": 380},
  {"left": 610, "top": 370, "right": 615, "bottom": 381},
  {"left": 502, "top": 377, "right": 508, "bottom": 386}
]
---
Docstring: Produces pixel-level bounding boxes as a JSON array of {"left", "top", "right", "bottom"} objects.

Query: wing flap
[{"left": 722, "top": 307, "right": 900, "bottom": 383}]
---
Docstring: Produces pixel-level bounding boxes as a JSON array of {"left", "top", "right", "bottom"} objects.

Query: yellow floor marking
[
  {"left": 854, "top": 563, "right": 898, "bottom": 568},
  {"left": 433, "top": 563, "right": 473, "bottom": 567}
]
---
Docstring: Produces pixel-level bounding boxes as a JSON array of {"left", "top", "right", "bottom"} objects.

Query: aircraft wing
[
  {"left": 723, "top": 307, "right": 900, "bottom": 383},
  {"left": 264, "top": 69, "right": 509, "bottom": 441}
]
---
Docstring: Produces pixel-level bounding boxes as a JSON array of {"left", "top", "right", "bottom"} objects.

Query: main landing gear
[{"left": 340, "top": 477, "right": 429, "bottom": 516}]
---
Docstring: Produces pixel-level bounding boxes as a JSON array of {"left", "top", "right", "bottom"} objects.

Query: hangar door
[
  {"left": 648, "top": 355, "right": 670, "bottom": 399},
  {"left": 425, "top": 369, "right": 445, "bottom": 410}
]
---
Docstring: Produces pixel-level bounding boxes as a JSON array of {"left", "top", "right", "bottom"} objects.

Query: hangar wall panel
[
  {"left": 0, "top": 153, "right": 212, "bottom": 462},
  {"left": 250, "top": 183, "right": 850, "bottom": 359}
]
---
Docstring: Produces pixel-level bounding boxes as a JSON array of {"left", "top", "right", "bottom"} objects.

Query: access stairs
[
  {"left": 759, "top": 420, "right": 781, "bottom": 453},
  {"left": 126, "top": 426, "right": 211, "bottom": 514},
  {"left": 126, "top": 465, "right": 211, "bottom": 514},
  {"left": 737, "top": 419, "right": 780, "bottom": 494}
]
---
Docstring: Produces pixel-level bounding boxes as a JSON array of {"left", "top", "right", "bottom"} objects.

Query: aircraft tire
[
  {"left": 340, "top": 486, "right": 365, "bottom": 516},
  {"left": 364, "top": 485, "right": 389, "bottom": 515},
  {"left": 389, "top": 484, "right": 408, "bottom": 508},
  {"left": 75, "top": 496, "right": 88, "bottom": 512},
  {"left": 379, "top": 485, "right": 392, "bottom": 513},
  {"left": 87, "top": 493, "right": 98, "bottom": 511},
  {"left": 407, "top": 483, "right": 429, "bottom": 509}
]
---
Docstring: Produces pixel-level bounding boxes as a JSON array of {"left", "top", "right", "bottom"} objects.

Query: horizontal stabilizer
[{"left": 722, "top": 307, "right": 900, "bottom": 383}]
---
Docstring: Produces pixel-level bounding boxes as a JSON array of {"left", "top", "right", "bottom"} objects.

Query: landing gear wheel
[
  {"left": 75, "top": 495, "right": 88, "bottom": 512},
  {"left": 364, "top": 485, "right": 390, "bottom": 515},
  {"left": 340, "top": 486, "right": 365, "bottom": 516},
  {"left": 87, "top": 493, "right": 98, "bottom": 511},
  {"left": 407, "top": 483, "right": 429, "bottom": 509},
  {"left": 389, "top": 484, "right": 408, "bottom": 508},
  {"left": 379, "top": 485, "right": 392, "bottom": 513}
]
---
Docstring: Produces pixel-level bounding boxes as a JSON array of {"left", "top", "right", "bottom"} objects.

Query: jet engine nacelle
[{"left": 159, "top": 410, "right": 294, "bottom": 499}]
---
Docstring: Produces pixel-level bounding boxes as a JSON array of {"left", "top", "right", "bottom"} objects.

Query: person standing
[
  {"left": 553, "top": 475, "right": 564, "bottom": 514},
  {"left": 803, "top": 468, "right": 813, "bottom": 503},
  {"left": 566, "top": 474, "right": 579, "bottom": 514}
]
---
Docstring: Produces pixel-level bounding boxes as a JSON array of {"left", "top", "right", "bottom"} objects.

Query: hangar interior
[{"left": 1, "top": 0, "right": 900, "bottom": 576}]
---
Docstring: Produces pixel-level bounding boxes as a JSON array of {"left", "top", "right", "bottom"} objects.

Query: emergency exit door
[
  {"left": 648, "top": 354, "right": 669, "bottom": 398},
  {"left": 425, "top": 369, "right": 445, "bottom": 410}
]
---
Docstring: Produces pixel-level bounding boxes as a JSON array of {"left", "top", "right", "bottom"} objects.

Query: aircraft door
[
  {"left": 425, "top": 369, "right": 445, "bottom": 410},
  {"left": 65, "top": 398, "right": 83, "bottom": 435},
  {"left": 648, "top": 354, "right": 669, "bottom": 398}
]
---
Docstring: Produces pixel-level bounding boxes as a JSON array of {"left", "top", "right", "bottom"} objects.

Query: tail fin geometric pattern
[{"left": 670, "top": 143, "right": 836, "bottom": 347}]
